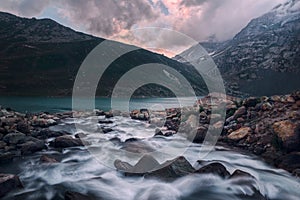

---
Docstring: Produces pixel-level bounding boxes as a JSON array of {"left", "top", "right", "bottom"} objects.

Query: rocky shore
[
  {"left": 129, "top": 91, "right": 300, "bottom": 176},
  {"left": 0, "top": 92, "right": 300, "bottom": 199}
]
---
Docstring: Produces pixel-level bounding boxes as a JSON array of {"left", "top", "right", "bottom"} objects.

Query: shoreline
[{"left": 0, "top": 92, "right": 300, "bottom": 177}]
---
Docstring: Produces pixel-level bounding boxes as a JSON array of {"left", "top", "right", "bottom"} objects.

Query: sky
[{"left": 0, "top": 0, "right": 287, "bottom": 57}]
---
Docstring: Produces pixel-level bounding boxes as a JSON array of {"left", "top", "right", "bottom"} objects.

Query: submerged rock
[
  {"left": 195, "top": 162, "right": 230, "bottom": 178},
  {"left": 145, "top": 156, "right": 195, "bottom": 180},
  {"left": 121, "top": 139, "right": 155, "bottom": 154},
  {"left": 98, "top": 120, "right": 113, "bottom": 124},
  {"left": 115, "top": 156, "right": 195, "bottom": 180},
  {"left": 101, "top": 127, "right": 113, "bottom": 134},
  {"left": 230, "top": 169, "right": 255, "bottom": 179},
  {"left": 50, "top": 135, "right": 84, "bottom": 148},
  {"left": 0, "top": 174, "right": 23, "bottom": 198},
  {"left": 40, "top": 155, "right": 59, "bottom": 163}
]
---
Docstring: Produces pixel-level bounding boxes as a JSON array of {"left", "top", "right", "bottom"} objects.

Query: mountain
[
  {"left": 0, "top": 11, "right": 207, "bottom": 97},
  {"left": 175, "top": 0, "right": 300, "bottom": 97}
]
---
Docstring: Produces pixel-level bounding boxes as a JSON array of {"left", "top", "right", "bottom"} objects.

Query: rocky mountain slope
[
  {"left": 175, "top": 0, "right": 300, "bottom": 97},
  {"left": 0, "top": 12, "right": 207, "bottom": 97}
]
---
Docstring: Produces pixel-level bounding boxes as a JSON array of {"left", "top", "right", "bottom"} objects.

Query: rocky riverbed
[{"left": 0, "top": 92, "right": 300, "bottom": 199}]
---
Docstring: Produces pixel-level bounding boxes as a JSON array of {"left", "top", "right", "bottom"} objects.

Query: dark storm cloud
[
  {"left": 57, "top": 0, "right": 158, "bottom": 37},
  {"left": 0, "top": 0, "right": 288, "bottom": 55}
]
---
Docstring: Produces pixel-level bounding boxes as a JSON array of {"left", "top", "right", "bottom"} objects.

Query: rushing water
[{"left": 1, "top": 114, "right": 300, "bottom": 200}]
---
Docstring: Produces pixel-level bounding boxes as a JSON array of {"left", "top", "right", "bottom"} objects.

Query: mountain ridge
[
  {"left": 0, "top": 11, "right": 207, "bottom": 97},
  {"left": 175, "top": 0, "right": 300, "bottom": 97}
]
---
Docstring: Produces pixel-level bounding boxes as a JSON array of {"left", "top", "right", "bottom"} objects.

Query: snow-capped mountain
[{"left": 175, "top": 0, "right": 300, "bottom": 96}]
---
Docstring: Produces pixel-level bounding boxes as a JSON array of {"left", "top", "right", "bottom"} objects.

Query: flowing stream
[{"left": 1, "top": 114, "right": 300, "bottom": 200}]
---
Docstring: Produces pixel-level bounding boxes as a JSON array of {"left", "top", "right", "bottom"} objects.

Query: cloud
[
  {"left": 0, "top": 0, "right": 50, "bottom": 17},
  {"left": 0, "top": 0, "right": 288, "bottom": 56},
  {"left": 56, "top": 0, "right": 158, "bottom": 38},
  {"left": 156, "top": 0, "right": 287, "bottom": 42}
]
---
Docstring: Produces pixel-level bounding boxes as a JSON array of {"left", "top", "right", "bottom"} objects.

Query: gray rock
[
  {"left": 145, "top": 156, "right": 195, "bottom": 180},
  {"left": 114, "top": 156, "right": 195, "bottom": 181},
  {"left": 3, "top": 132, "right": 26, "bottom": 144},
  {"left": 233, "top": 106, "right": 246, "bottom": 119},
  {"left": 16, "top": 122, "right": 31, "bottom": 134},
  {"left": 230, "top": 169, "right": 255, "bottom": 179},
  {"left": 98, "top": 120, "right": 113, "bottom": 124},
  {"left": 0, "top": 174, "right": 23, "bottom": 197},
  {"left": 19, "top": 140, "right": 46, "bottom": 155},
  {"left": 195, "top": 162, "right": 230, "bottom": 178},
  {"left": 40, "top": 155, "right": 58, "bottom": 163},
  {"left": 121, "top": 139, "right": 155, "bottom": 154},
  {"left": 50, "top": 135, "right": 84, "bottom": 148}
]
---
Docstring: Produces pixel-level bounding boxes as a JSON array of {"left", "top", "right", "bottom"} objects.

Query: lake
[{"left": 0, "top": 96, "right": 198, "bottom": 113}]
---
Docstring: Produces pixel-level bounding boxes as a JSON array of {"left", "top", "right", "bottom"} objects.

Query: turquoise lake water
[{"left": 0, "top": 96, "right": 198, "bottom": 113}]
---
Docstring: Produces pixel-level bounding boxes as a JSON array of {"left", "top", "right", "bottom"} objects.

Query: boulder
[
  {"left": 34, "top": 129, "right": 64, "bottom": 139},
  {"left": 114, "top": 159, "right": 134, "bottom": 172},
  {"left": 233, "top": 106, "right": 246, "bottom": 119},
  {"left": 40, "top": 155, "right": 58, "bottom": 163},
  {"left": 101, "top": 128, "right": 113, "bottom": 134},
  {"left": 277, "top": 152, "right": 300, "bottom": 172},
  {"left": 273, "top": 120, "right": 300, "bottom": 152},
  {"left": 195, "top": 163, "right": 230, "bottom": 178},
  {"left": 164, "top": 132, "right": 174, "bottom": 137},
  {"left": 261, "top": 102, "right": 273, "bottom": 111},
  {"left": 50, "top": 135, "right": 84, "bottom": 148},
  {"left": 16, "top": 122, "right": 31, "bottom": 134},
  {"left": 104, "top": 112, "right": 114, "bottom": 119},
  {"left": 121, "top": 139, "right": 155, "bottom": 154},
  {"left": 98, "top": 120, "right": 113, "bottom": 124},
  {"left": 243, "top": 97, "right": 260, "bottom": 108},
  {"left": 115, "top": 154, "right": 160, "bottom": 174},
  {"left": 228, "top": 127, "right": 252, "bottom": 141},
  {"left": 3, "top": 132, "right": 26, "bottom": 145},
  {"left": 115, "top": 156, "right": 195, "bottom": 180},
  {"left": 230, "top": 169, "right": 255, "bottom": 179},
  {"left": 0, "top": 174, "right": 23, "bottom": 197},
  {"left": 145, "top": 156, "right": 195, "bottom": 180},
  {"left": 32, "top": 118, "right": 57, "bottom": 128},
  {"left": 19, "top": 140, "right": 46, "bottom": 154},
  {"left": 154, "top": 128, "right": 164, "bottom": 137},
  {"left": 75, "top": 132, "right": 87, "bottom": 138}
]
